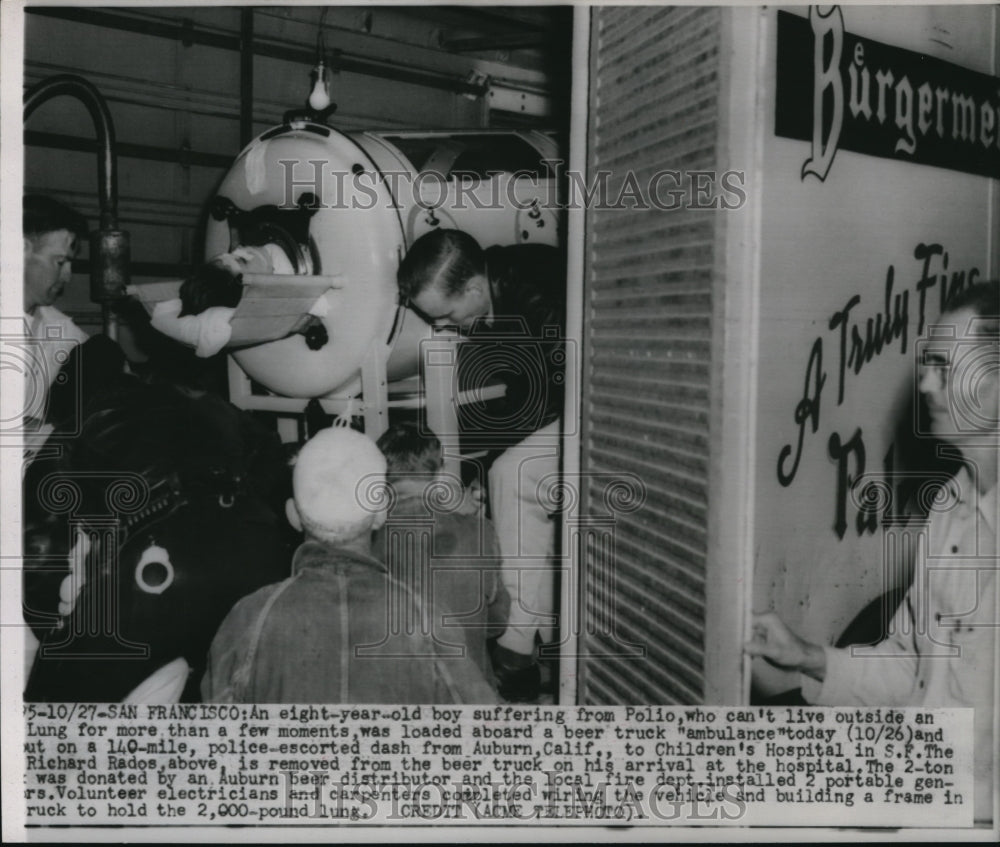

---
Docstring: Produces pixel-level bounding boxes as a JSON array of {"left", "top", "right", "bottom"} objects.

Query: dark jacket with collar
[
  {"left": 202, "top": 538, "right": 497, "bottom": 703},
  {"left": 459, "top": 244, "right": 566, "bottom": 446},
  {"left": 372, "top": 494, "right": 509, "bottom": 683}
]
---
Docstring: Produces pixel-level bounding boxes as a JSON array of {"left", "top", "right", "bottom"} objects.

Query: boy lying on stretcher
[{"left": 142, "top": 243, "right": 332, "bottom": 356}]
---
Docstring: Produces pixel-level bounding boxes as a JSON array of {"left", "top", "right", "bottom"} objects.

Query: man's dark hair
[
  {"left": 944, "top": 279, "right": 999, "bottom": 336},
  {"left": 396, "top": 228, "right": 485, "bottom": 301},
  {"left": 23, "top": 194, "right": 88, "bottom": 243},
  {"left": 178, "top": 261, "right": 244, "bottom": 316},
  {"left": 376, "top": 421, "right": 443, "bottom": 484}
]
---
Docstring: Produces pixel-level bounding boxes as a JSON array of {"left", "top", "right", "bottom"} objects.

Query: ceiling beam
[{"left": 441, "top": 33, "right": 551, "bottom": 53}]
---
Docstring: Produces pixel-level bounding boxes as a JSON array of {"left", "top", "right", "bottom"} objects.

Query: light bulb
[{"left": 308, "top": 62, "right": 331, "bottom": 111}]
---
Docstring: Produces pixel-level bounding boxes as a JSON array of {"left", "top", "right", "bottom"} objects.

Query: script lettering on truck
[{"left": 776, "top": 6, "right": 1000, "bottom": 180}]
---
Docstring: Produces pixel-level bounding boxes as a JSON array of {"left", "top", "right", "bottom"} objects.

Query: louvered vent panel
[{"left": 579, "top": 5, "right": 721, "bottom": 704}]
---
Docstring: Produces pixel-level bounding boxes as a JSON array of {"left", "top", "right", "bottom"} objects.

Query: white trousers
[{"left": 489, "top": 419, "right": 561, "bottom": 656}]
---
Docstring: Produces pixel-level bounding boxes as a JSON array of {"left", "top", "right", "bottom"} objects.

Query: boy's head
[
  {"left": 178, "top": 261, "right": 243, "bottom": 316},
  {"left": 376, "top": 422, "right": 443, "bottom": 491},
  {"left": 179, "top": 244, "right": 295, "bottom": 316},
  {"left": 286, "top": 427, "right": 387, "bottom": 544}
]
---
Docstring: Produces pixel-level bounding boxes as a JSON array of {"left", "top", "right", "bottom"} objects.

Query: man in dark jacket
[{"left": 397, "top": 229, "right": 566, "bottom": 701}]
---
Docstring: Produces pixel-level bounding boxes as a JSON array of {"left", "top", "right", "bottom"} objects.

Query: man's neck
[
  {"left": 391, "top": 480, "right": 428, "bottom": 501},
  {"left": 304, "top": 531, "right": 373, "bottom": 558},
  {"left": 975, "top": 455, "right": 998, "bottom": 496},
  {"left": 961, "top": 446, "right": 999, "bottom": 496}
]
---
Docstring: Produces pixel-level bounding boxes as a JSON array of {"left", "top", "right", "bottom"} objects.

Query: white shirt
[
  {"left": 802, "top": 466, "right": 997, "bottom": 821},
  {"left": 149, "top": 298, "right": 233, "bottom": 358}
]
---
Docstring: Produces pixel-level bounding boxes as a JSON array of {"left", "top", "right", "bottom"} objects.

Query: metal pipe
[
  {"left": 24, "top": 74, "right": 130, "bottom": 337},
  {"left": 24, "top": 74, "right": 118, "bottom": 229}
]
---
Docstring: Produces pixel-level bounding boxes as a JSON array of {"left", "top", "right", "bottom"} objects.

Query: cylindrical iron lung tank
[{"left": 204, "top": 120, "right": 562, "bottom": 399}]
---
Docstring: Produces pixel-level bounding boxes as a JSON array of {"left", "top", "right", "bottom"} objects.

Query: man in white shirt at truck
[{"left": 746, "top": 279, "right": 998, "bottom": 823}]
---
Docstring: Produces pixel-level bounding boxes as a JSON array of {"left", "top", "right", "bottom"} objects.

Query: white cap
[{"left": 293, "top": 427, "right": 387, "bottom": 540}]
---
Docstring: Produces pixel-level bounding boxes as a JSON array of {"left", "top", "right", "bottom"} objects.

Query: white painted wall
[{"left": 714, "top": 4, "right": 999, "bottom": 698}]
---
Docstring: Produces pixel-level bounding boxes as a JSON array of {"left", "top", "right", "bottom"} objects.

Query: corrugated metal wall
[
  {"left": 579, "top": 5, "right": 722, "bottom": 704},
  {"left": 22, "top": 6, "right": 556, "bottom": 336}
]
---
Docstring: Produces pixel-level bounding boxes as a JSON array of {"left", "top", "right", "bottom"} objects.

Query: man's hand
[{"left": 744, "top": 611, "right": 827, "bottom": 681}]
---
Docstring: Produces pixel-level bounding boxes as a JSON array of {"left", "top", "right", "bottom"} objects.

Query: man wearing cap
[{"left": 202, "top": 425, "right": 497, "bottom": 703}]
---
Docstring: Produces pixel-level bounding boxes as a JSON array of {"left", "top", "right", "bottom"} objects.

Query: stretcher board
[{"left": 127, "top": 274, "right": 344, "bottom": 347}]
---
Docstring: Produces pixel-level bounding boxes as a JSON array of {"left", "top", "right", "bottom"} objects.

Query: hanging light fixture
[
  {"left": 307, "top": 8, "right": 334, "bottom": 116},
  {"left": 309, "top": 61, "right": 331, "bottom": 111}
]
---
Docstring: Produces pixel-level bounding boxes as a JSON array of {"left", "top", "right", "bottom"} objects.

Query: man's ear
[
  {"left": 464, "top": 274, "right": 487, "bottom": 298},
  {"left": 371, "top": 507, "right": 387, "bottom": 531},
  {"left": 24, "top": 237, "right": 35, "bottom": 259},
  {"left": 285, "top": 497, "right": 303, "bottom": 532}
]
